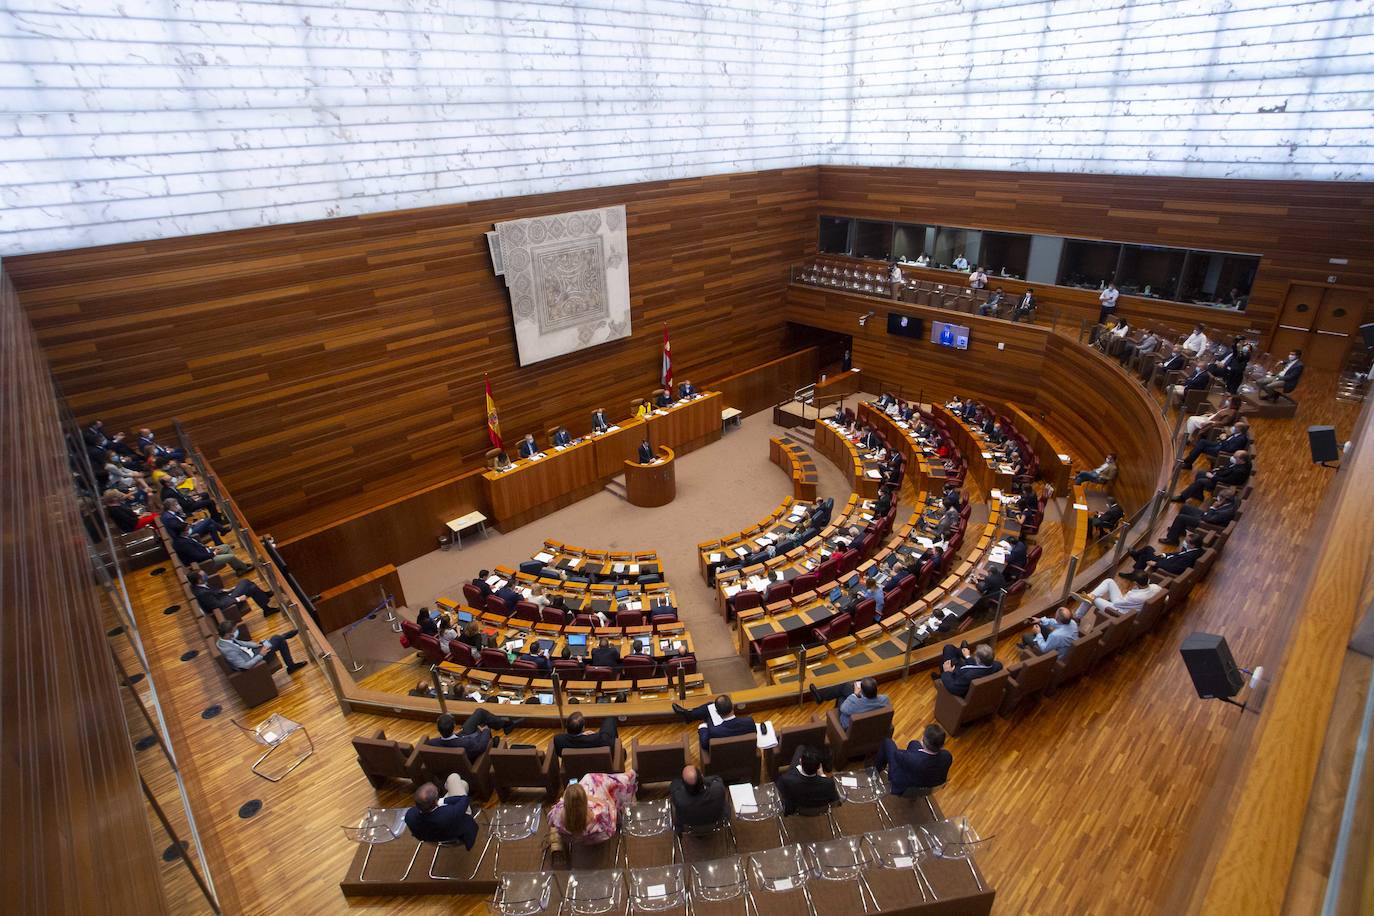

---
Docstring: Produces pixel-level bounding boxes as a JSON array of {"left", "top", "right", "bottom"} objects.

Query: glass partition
[
  {"left": 818, "top": 216, "right": 853, "bottom": 255},
  {"left": 932, "top": 227, "right": 980, "bottom": 269},
  {"left": 812, "top": 219, "right": 1258, "bottom": 312},
  {"left": 1058, "top": 240, "right": 1123, "bottom": 289},
  {"left": 853, "top": 220, "right": 893, "bottom": 260},
  {"left": 1117, "top": 245, "right": 1187, "bottom": 299},
  {"left": 980, "top": 232, "right": 1031, "bottom": 279},
  {"left": 1178, "top": 251, "right": 1258, "bottom": 307},
  {"left": 892, "top": 222, "right": 931, "bottom": 261}
]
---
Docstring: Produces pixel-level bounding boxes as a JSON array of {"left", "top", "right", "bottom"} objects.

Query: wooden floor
[{"left": 115, "top": 370, "right": 1360, "bottom": 916}]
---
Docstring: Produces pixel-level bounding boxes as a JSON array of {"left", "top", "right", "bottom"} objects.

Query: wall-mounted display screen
[
  {"left": 886, "top": 312, "right": 924, "bottom": 339},
  {"left": 931, "top": 320, "right": 970, "bottom": 350}
]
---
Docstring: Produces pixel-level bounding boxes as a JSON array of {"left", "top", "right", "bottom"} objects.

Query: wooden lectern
[{"left": 624, "top": 446, "right": 676, "bottom": 507}]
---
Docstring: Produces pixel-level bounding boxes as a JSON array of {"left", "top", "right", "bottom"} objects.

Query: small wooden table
[
  {"left": 444, "top": 510, "right": 488, "bottom": 549},
  {"left": 624, "top": 446, "right": 676, "bottom": 507},
  {"left": 721, "top": 406, "right": 743, "bottom": 431}
]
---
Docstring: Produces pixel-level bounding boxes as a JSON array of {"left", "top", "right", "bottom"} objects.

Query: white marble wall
[
  {"left": 819, "top": 0, "right": 1374, "bottom": 180},
  {"left": 0, "top": 0, "right": 826, "bottom": 254},
  {"left": 2, "top": 0, "right": 1371, "bottom": 256}
]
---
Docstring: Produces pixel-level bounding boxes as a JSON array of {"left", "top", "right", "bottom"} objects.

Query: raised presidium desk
[
  {"left": 624, "top": 446, "right": 676, "bottom": 507},
  {"left": 483, "top": 391, "right": 720, "bottom": 531}
]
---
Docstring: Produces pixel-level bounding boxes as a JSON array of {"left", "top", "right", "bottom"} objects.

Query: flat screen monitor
[
  {"left": 886, "top": 312, "right": 924, "bottom": 339},
  {"left": 931, "top": 320, "right": 971, "bottom": 350}
]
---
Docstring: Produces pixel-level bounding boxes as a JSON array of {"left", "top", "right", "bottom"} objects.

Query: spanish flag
[
  {"left": 661, "top": 324, "right": 672, "bottom": 390},
  {"left": 484, "top": 375, "right": 503, "bottom": 450}
]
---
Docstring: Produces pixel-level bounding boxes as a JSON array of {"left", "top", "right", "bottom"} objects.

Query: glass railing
[{"left": 61, "top": 396, "right": 221, "bottom": 914}]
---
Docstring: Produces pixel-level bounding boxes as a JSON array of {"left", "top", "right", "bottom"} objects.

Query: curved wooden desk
[{"left": 624, "top": 446, "right": 676, "bottom": 507}]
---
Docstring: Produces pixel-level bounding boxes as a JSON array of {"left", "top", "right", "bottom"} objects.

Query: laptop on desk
[{"left": 566, "top": 634, "right": 589, "bottom": 657}]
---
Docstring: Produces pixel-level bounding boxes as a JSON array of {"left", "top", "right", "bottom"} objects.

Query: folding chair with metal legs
[{"left": 231, "top": 715, "right": 313, "bottom": 781}]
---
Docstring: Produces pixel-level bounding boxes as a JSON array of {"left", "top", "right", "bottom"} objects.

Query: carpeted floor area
[{"left": 335, "top": 400, "right": 879, "bottom": 692}]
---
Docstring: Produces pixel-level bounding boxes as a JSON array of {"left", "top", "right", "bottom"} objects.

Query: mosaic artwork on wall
[{"left": 492, "top": 205, "right": 631, "bottom": 366}]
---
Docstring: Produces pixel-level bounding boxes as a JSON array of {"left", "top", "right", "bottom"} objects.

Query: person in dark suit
[
  {"left": 495, "top": 581, "right": 523, "bottom": 611},
  {"left": 678, "top": 380, "right": 697, "bottom": 399},
  {"left": 515, "top": 646, "right": 551, "bottom": 672},
  {"left": 669, "top": 766, "right": 726, "bottom": 833},
  {"left": 518, "top": 434, "right": 539, "bottom": 459},
  {"left": 416, "top": 606, "right": 441, "bottom": 636},
  {"left": 160, "top": 498, "right": 227, "bottom": 545},
  {"left": 1173, "top": 451, "right": 1251, "bottom": 503},
  {"left": 103, "top": 490, "right": 154, "bottom": 533},
  {"left": 552, "top": 427, "right": 573, "bottom": 447},
  {"left": 1013, "top": 289, "right": 1036, "bottom": 321},
  {"left": 861, "top": 427, "right": 883, "bottom": 451},
  {"left": 1209, "top": 338, "right": 1251, "bottom": 394},
  {"left": 1161, "top": 491, "right": 1238, "bottom": 545},
  {"left": 873, "top": 724, "right": 952, "bottom": 795},
  {"left": 1086, "top": 498, "right": 1124, "bottom": 540},
  {"left": 188, "top": 569, "right": 278, "bottom": 620},
  {"left": 1160, "top": 349, "right": 1189, "bottom": 373},
  {"left": 936, "top": 643, "right": 1004, "bottom": 697},
  {"left": 655, "top": 389, "right": 673, "bottom": 408},
  {"left": 404, "top": 779, "right": 480, "bottom": 849},
  {"left": 589, "top": 637, "right": 621, "bottom": 671},
  {"left": 974, "top": 566, "right": 1008, "bottom": 610},
  {"left": 425, "top": 710, "right": 520, "bottom": 759},
  {"left": 1003, "top": 536, "right": 1028, "bottom": 576},
  {"left": 172, "top": 533, "right": 253, "bottom": 575},
  {"left": 1259, "top": 350, "right": 1304, "bottom": 400},
  {"left": 591, "top": 409, "right": 610, "bottom": 433},
  {"left": 551, "top": 711, "right": 619, "bottom": 759},
  {"left": 471, "top": 570, "right": 493, "bottom": 599},
  {"left": 1180, "top": 422, "right": 1249, "bottom": 469},
  {"left": 775, "top": 745, "right": 840, "bottom": 815},
  {"left": 1130, "top": 532, "right": 1205, "bottom": 575},
  {"left": 637, "top": 440, "right": 654, "bottom": 463},
  {"left": 673, "top": 695, "right": 756, "bottom": 751}
]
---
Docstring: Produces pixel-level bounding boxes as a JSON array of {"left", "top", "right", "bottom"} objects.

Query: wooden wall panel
[
  {"left": 713, "top": 347, "right": 820, "bottom": 418},
  {"left": 0, "top": 262, "right": 168, "bottom": 914},
  {"left": 8, "top": 167, "right": 818, "bottom": 531},
  {"left": 814, "top": 166, "right": 1374, "bottom": 345},
  {"left": 784, "top": 284, "right": 1048, "bottom": 407},
  {"left": 275, "top": 348, "right": 821, "bottom": 594}
]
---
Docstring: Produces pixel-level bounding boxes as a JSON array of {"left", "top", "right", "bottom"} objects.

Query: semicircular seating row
[
  {"left": 397, "top": 540, "right": 710, "bottom": 701},
  {"left": 726, "top": 396, "right": 1049, "bottom": 683},
  {"left": 935, "top": 411, "right": 1260, "bottom": 733}
]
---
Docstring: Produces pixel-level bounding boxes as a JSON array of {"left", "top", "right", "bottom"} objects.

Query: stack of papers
[
  {"left": 709, "top": 552, "right": 723, "bottom": 563},
  {"left": 533, "top": 551, "right": 554, "bottom": 564},
  {"left": 756, "top": 721, "right": 778, "bottom": 749},
  {"left": 729, "top": 783, "right": 757, "bottom": 811},
  {"left": 866, "top": 469, "right": 882, "bottom": 479}
]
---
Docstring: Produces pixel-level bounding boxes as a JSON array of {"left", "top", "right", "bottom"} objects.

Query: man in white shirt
[
  {"left": 915, "top": 253, "right": 931, "bottom": 267},
  {"left": 1097, "top": 282, "right": 1119, "bottom": 325},
  {"left": 1075, "top": 572, "right": 1162, "bottom": 620},
  {"left": 952, "top": 253, "right": 969, "bottom": 271},
  {"left": 968, "top": 266, "right": 988, "bottom": 290},
  {"left": 1181, "top": 324, "right": 1210, "bottom": 357}
]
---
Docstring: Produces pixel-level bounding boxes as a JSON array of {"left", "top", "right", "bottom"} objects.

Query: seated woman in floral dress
[{"left": 549, "top": 770, "right": 639, "bottom": 846}]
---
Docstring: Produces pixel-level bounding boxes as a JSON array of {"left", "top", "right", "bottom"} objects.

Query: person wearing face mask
[{"left": 1258, "top": 350, "right": 1304, "bottom": 401}]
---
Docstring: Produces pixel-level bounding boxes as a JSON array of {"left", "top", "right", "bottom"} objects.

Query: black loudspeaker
[
  {"left": 1308, "top": 425, "right": 1339, "bottom": 464},
  {"left": 1360, "top": 322, "right": 1374, "bottom": 349},
  {"left": 1180, "top": 633, "right": 1245, "bottom": 699}
]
